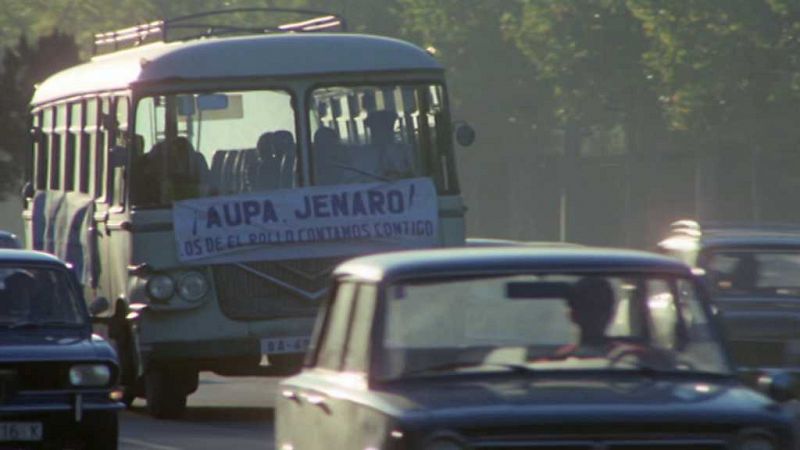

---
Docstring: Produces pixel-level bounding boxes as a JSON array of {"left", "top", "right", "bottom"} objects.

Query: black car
[
  {"left": 659, "top": 220, "right": 800, "bottom": 378},
  {"left": 0, "top": 231, "right": 22, "bottom": 249},
  {"left": 276, "top": 246, "right": 798, "bottom": 449},
  {"left": 0, "top": 250, "right": 121, "bottom": 449}
]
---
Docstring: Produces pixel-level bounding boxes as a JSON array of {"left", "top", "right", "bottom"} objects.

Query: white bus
[{"left": 22, "top": 9, "right": 468, "bottom": 418}]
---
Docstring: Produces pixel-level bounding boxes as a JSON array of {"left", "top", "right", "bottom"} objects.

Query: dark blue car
[
  {"left": 0, "top": 250, "right": 121, "bottom": 449},
  {"left": 277, "top": 247, "right": 799, "bottom": 449}
]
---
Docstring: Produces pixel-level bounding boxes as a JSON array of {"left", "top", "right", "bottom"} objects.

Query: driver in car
[{"left": 554, "top": 277, "right": 676, "bottom": 369}]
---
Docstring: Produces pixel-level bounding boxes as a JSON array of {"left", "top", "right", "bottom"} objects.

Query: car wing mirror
[
  {"left": 89, "top": 296, "right": 111, "bottom": 316},
  {"left": 756, "top": 370, "right": 800, "bottom": 403},
  {"left": 453, "top": 121, "right": 475, "bottom": 147}
]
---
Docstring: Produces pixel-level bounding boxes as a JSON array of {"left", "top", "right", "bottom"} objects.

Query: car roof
[
  {"left": 660, "top": 223, "right": 800, "bottom": 252},
  {"left": 0, "top": 249, "right": 67, "bottom": 266},
  {"left": 465, "top": 237, "right": 582, "bottom": 247},
  {"left": 335, "top": 247, "right": 692, "bottom": 283},
  {"left": 33, "top": 33, "right": 442, "bottom": 105}
]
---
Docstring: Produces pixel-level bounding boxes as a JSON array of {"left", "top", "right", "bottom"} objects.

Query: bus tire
[
  {"left": 268, "top": 353, "right": 304, "bottom": 375},
  {"left": 109, "top": 308, "right": 138, "bottom": 407},
  {"left": 144, "top": 365, "right": 192, "bottom": 419},
  {"left": 82, "top": 411, "right": 118, "bottom": 450}
]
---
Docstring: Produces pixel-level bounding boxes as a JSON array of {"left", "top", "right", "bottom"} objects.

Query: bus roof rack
[{"left": 93, "top": 7, "right": 347, "bottom": 55}]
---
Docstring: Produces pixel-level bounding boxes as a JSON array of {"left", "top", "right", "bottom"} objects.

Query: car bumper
[{"left": 0, "top": 392, "right": 122, "bottom": 417}]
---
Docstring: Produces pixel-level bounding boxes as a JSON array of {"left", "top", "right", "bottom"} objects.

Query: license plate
[
  {"left": 0, "top": 422, "right": 43, "bottom": 442},
  {"left": 260, "top": 336, "right": 310, "bottom": 355}
]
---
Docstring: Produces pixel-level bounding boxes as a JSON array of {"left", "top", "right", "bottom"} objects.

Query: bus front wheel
[{"left": 144, "top": 364, "right": 197, "bottom": 419}]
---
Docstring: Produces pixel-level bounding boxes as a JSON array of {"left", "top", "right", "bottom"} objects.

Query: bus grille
[{"left": 212, "top": 257, "right": 345, "bottom": 320}]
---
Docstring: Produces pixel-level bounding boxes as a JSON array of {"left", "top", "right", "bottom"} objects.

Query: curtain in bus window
[{"left": 34, "top": 191, "right": 97, "bottom": 286}]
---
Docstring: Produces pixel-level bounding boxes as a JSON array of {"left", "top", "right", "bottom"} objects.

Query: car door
[{"left": 277, "top": 281, "right": 357, "bottom": 450}]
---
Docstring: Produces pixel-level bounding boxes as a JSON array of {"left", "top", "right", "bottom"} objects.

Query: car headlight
[
  {"left": 146, "top": 274, "right": 175, "bottom": 301},
  {"left": 177, "top": 271, "right": 209, "bottom": 302},
  {"left": 736, "top": 431, "right": 776, "bottom": 450},
  {"left": 69, "top": 364, "right": 111, "bottom": 387}
]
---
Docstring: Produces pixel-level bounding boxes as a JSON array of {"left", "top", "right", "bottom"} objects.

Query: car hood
[
  {"left": 0, "top": 330, "right": 116, "bottom": 363},
  {"left": 374, "top": 373, "right": 783, "bottom": 426}
]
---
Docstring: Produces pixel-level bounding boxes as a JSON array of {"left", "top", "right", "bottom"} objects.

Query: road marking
[{"left": 120, "top": 437, "right": 180, "bottom": 450}]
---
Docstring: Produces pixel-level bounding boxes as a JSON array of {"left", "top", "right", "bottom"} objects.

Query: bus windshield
[
  {"left": 309, "top": 84, "right": 449, "bottom": 186},
  {"left": 131, "top": 89, "right": 297, "bottom": 206}
]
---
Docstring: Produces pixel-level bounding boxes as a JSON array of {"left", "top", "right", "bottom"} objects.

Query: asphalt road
[{"left": 119, "top": 373, "right": 280, "bottom": 450}]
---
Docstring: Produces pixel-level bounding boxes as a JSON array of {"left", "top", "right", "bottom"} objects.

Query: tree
[{"left": 0, "top": 31, "right": 79, "bottom": 199}]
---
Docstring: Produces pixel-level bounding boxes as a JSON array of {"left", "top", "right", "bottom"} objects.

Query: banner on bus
[{"left": 172, "top": 178, "right": 440, "bottom": 264}]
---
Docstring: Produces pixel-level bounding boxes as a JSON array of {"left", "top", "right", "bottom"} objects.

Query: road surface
[{"left": 119, "top": 373, "right": 280, "bottom": 450}]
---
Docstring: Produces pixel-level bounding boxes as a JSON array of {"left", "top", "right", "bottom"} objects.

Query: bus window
[
  {"left": 33, "top": 112, "right": 48, "bottom": 191},
  {"left": 49, "top": 106, "right": 63, "bottom": 190},
  {"left": 85, "top": 98, "right": 100, "bottom": 198},
  {"left": 111, "top": 97, "right": 130, "bottom": 206},
  {"left": 98, "top": 97, "right": 112, "bottom": 202},
  {"left": 308, "top": 84, "right": 451, "bottom": 189},
  {"left": 64, "top": 103, "right": 79, "bottom": 192},
  {"left": 131, "top": 89, "right": 296, "bottom": 206}
]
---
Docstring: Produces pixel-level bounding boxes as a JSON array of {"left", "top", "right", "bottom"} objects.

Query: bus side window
[
  {"left": 64, "top": 103, "right": 79, "bottom": 192},
  {"left": 33, "top": 111, "right": 49, "bottom": 191},
  {"left": 84, "top": 98, "right": 101, "bottom": 199},
  {"left": 109, "top": 97, "right": 130, "bottom": 207},
  {"left": 50, "top": 106, "right": 64, "bottom": 191}
]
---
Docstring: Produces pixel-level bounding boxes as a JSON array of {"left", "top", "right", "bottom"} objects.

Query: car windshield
[
  {"left": 0, "top": 266, "right": 85, "bottom": 327},
  {"left": 378, "top": 273, "right": 730, "bottom": 379},
  {"left": 131, "top": 89, "right": 297, "bottom": 206},
  {"left": 705, "top": 250, "right": 800, "bottom": 297}
]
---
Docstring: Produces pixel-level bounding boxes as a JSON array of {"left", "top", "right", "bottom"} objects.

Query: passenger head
[
  {"left": 257, "top": 132, "right": 274, "bottom": 160},
  {"left": 568, "top": 277, "right": 615, "bottom": 345},
  {"left": 5, "top": 271, "right": 36, "bottom": 314},
  {"left": 365, "top": 110, "right": 398, "bottom": 145},
  {"left": 731, "top": 253, "right": 759, "bottom": 291},
  {"left": 313, "top": 127, "right": 339, "bottom": 149},
  {"left": 273, "top": 131, "right": 295, "bottom": 159}
]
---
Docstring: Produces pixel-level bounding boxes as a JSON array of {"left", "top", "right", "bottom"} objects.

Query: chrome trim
[{"left": 233, "top": 262, "right": 329, "bottom": 300}]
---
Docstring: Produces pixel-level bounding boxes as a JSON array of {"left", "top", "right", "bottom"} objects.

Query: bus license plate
[
  {"left": 0, "top": 422, "right": 43, "bottom": 441},
  {"left": 260, "top": 337, "right": 310, "bottom": 355}
]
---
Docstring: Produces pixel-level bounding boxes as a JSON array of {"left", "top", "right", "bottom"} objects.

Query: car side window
[
  {"left": 343, "top": 284, "right": 376, "bottom": 372},
  {"left": 315, "top": 282, "right": 356, "bottom": 371}
]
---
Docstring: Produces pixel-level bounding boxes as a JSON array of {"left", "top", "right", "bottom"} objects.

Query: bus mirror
[
  {"left": 21, "top": 181, "right": 33, "bottom": 200},
  {"left": 89, "top": 296, "right": 111, "bottom": 316},
  {"left": 454, "top": 122, "right": 475, "bottom": 147}
]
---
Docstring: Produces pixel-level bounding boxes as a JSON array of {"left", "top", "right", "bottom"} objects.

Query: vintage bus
[{"left": 22, "top": 9, "right": 468, "bottom": 418}]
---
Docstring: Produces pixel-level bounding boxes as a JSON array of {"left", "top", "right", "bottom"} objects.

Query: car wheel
[
  {"left": 83, "top": 411, "right": 118, "bottom": 450},
  {"left": 268, "top": 353, "right": 304, "bottom": 375},
  {"left": 145, "top": 364, "right": 198, "bottom": 419}
]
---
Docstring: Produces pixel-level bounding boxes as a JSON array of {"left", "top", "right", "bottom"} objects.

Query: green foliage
[{"left": 0, "top": 31, "right": 79, "bottom": 199}]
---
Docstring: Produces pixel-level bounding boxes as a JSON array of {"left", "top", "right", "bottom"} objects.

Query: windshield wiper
[
  {"left": 401, "top": 361, "right": 534, "bottom": 378},
  {"left": 328, "top": 162, "right": 390, "bottom": 182},
  {"left": 0, "top": 320, "right": 81, "bottom": 329}
]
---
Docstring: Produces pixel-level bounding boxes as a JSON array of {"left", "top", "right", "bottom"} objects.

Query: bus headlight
[
  {"left": 146, "top": 274, "right": 175, "bottom": 302},
  {"left": 424, "top": 433, "right": 467, "bottom": 450},
  {"left": 69, "top": 364, "right": 111, "bottom": 387},
  {"left": 177, "top": 271, "right": 209, "bottom": 302}
]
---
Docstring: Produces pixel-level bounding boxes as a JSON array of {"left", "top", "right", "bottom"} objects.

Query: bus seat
[
  {"left": 221, "top": 150, "right": 238, "bottom": 194},
  {"left": 210, "top": 150, "right": 227, "bottom": 193},
  {"left": 240, "top": 149, "right": 257, "bottom": 192},
  {"left": 251, "top": 132, "right": 281, "bottom": 192},
  {"left": 273, "top": 130, "right": 296, "bottom": 189}
]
